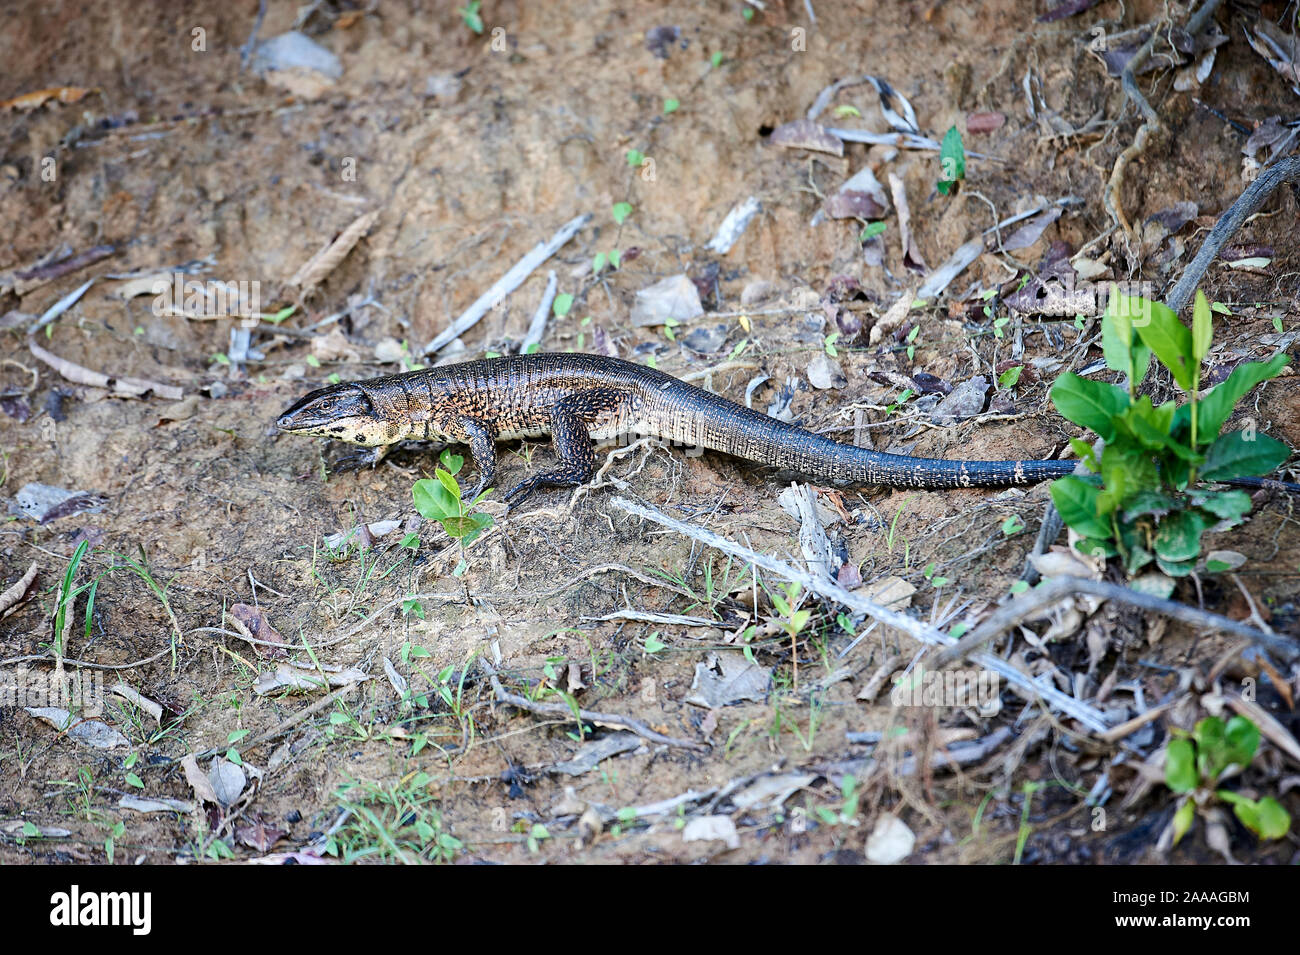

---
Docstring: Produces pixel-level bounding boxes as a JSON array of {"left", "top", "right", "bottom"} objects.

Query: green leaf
[
  {"left": 1232, "top": 794, "right": 1292, "bottom": 840},
  {"left": 998, "top": 365, "right": 1022, "bottom": 389},
  {"left": 1189, "top": 489, "right": 1251, "bottom": 523},
  {"left": 1132, "top": 298, "right": 1194, "bottom": 390},
  {"left": 1068, "top": 437, "right": 1098, "bottom": 471},
  {"left": 663, "top": 98, "right": 680, "bottom": 114},
  {"left": 1073, "top": 536, "right": 1118, "bottom": 559},
  {"left": 592, "top": 252, "right": 607, "bottom": 274},
  {"left": 1193, "top": 717, "right": 1232, "bottom": 780},
  {"left": 1222, "top": 793, "right": 1264, "bottom": 837},
  {"left": 1199, "top": 431, "right": 1290, "bottom": 481},
  {"left": 267, "top": 304, "right": 297, "bottom": 325},
  {"left": 1119, "top": 396, "right": 1188, "bottom": 455},
  {"left": 626, "top": 149, "right": 644, "bottom": 167},
  {"left": 936, "top": 125, "right": 964, "bottom": 194},
  {"left": 1121, "top": 537, "right": 1154, "bottom": 575},
  {"left": 441, "top": 513, "right": 493, "bottom": 541},
  {"left": 1250, "top": 797, "right": 1292, "bottom": 840},
  {"left": 1156, "top": 555, "right": 1195, "bottom": 577},
  {"left": 125, "top": 772, "right": 143, "bottom": 789},
  {"left": 553, "top": 293, "right": 574, "bottom": 317},
  {"left": 1191, "top": 290, "right": 1212, "bottom": 365},
  {"left": 1121, "top": 490, "right": 1180, "bottom": 521},
  {"left": 1153, "top": 509, "right": 1208, "bottom": 563},
  {"left": 1197, "top": 354, "right": 1290, "bottom": 440},
  {"left": 608, "top": 249, "right": 621, "bottom": 269},
  {"left": 1101, "top": 291, "right": 1152, "bottom": 382},
  {"left": 436, "top": 467, "right": 462, "bottom": 500},
  {"left": 1050, "top": 476, "right": 1112, "bottom": 539},
  {"left": 1098, "top": 444, "right": 1158, "bottom": 516},
  {"left": 644, "top": 632, "right": 665, "bottom": 653},
  {"left": 1049, "top": 373, "right": 1129, "bottom": 440},
  {"left": 1223, "top": 715, "right": 1260, "bottom": 767},
  {"left": 612, "top": 202, "right": 633, "bottom": 225},
  {"left": 439, "top": 450, "right": 464, "bottom": 475},
  {"left": 1171, "top": 799, "right": 1195, "bottom": 845},
  {"left": 859, "top": 221, "right": 886, "bottom": 241},
  {"left": 1165, "top": 738, "right": 1197, "bottom": 793},
  {"left": 413, "top": 478, "right": 457, "bottom": 521}
]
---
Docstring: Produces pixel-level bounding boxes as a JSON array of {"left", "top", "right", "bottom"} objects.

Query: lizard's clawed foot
[
  {"left": 329, "top": 445, "right": 389, "bottom": 473},
  {"left": 502, "top": 472, "right": 585, "bottom": 512},
  {"left": 461, "top": 479, "right": 492, "bottom": 504}
]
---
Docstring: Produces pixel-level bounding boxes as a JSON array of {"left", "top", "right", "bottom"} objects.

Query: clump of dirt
[{"left": 1, "top": 0, "right": 1297, "bottom": 865}]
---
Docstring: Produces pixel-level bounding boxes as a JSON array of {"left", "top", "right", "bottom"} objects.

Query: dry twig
[
  {"left": 611, "top": 497, "right": 1113, "bottom": 733},
  {"left": 479, "top": 657, "right": 708, "bottom": 751},
  {"left": 934, "top": 575, "right": 1298, "bottom": 668}
]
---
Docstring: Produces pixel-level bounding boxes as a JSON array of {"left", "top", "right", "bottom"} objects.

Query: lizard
[{"left": 276, "top": 353, "right": 1082, "bottom": 505}]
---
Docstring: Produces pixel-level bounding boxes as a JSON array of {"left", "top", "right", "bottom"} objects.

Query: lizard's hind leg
[{"left": 503, "top": 393, "right": 616, "bottom": 507}]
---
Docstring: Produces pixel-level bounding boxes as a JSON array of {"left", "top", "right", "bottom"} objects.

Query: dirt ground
[{"left": 1, "top": 0, "right": 1298, "bottom": 865}]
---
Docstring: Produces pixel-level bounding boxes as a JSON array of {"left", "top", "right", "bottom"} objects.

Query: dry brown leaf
[
  {"left": 0, "top": 86, "right": 97, "bottom": 111},
  {"left": 288, "top": 209, "right": 380, "bottom": 291},
  {"left": 0, "top": 561, "right": 38, "bottom": 617}
]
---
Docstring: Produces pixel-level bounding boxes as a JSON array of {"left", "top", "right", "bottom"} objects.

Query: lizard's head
[{"left": 277, "top": 383, "right": 392, "bottom": 447}]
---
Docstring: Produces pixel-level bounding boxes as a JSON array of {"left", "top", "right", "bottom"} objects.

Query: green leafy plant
[
  {"left": 592, "top": 249, "right": 622, "bottom": 275},
  {"left": 412, "top": 450, "right": 494, "bottom": 548},
  {"left": 922, "top": 561, "right": 948, "bottom": 588},
  {"left": 1164, "top": 716, "right": 1291, "bottom": 845},
  {"left": 611, "top": 202, "right": 633, "bottom": 225},
  {"left": 1049, "top": 290, "right": 1290, "bottom": 577},
  {"left": 457, "top": 1, "right": 484, "bottom": 34},
  {"left": 936, "top": 125, "right": 965, "bottom": 195},
  {"left": 327, "top": 774, "right": 462, "bottom": 863},
  {"left": 770, "top": 581, "right": 812, "bottom": 687}
]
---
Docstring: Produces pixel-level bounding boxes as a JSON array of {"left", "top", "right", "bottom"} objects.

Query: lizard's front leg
[{"left": 459, "top": 416, "right": 498, "bottom": 501}]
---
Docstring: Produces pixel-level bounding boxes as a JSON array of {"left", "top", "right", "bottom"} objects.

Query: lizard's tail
[
  {"left": 833, "top": 446, "right": 1078, "bottom": 489},
  {"left": 683, "top": 400, "right": 1075, "bottom": 488}
]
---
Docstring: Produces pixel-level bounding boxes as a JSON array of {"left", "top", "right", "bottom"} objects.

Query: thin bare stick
[
  {"left": 217, "top": 683, "right": 359, "bottom": 760},
  {"left": 824, "top": 127, "right": 1003, "bottom": 162},
  {"left": 519, "top": 269, "right": 557, "bottom": 354},
  {"left": 27, "top": 278, "right": 94, "bottom": 334},
  {"left": 934, "top": 575, "right": 1298, "bottom": 668},
  {"left": 29, "top": 337, "right": 184, "bottom": 400},
  {"left": 0, "top": 647, "right": 174, "bottom": 671},
  {"left": 583, "top": 610, "right": 719, "bottom": 627},
  {"left": 421, "top": 213, "right": 591, "bottom": 356},
  {"left": 1165, "top": 155, "right": 1300, "bottom": 312},
  {"left": 611, "top": 497, "right": 1114, "bottom": 733},
  {"left": 479, "top": 657, "right": 708, "bottom": 751}
]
